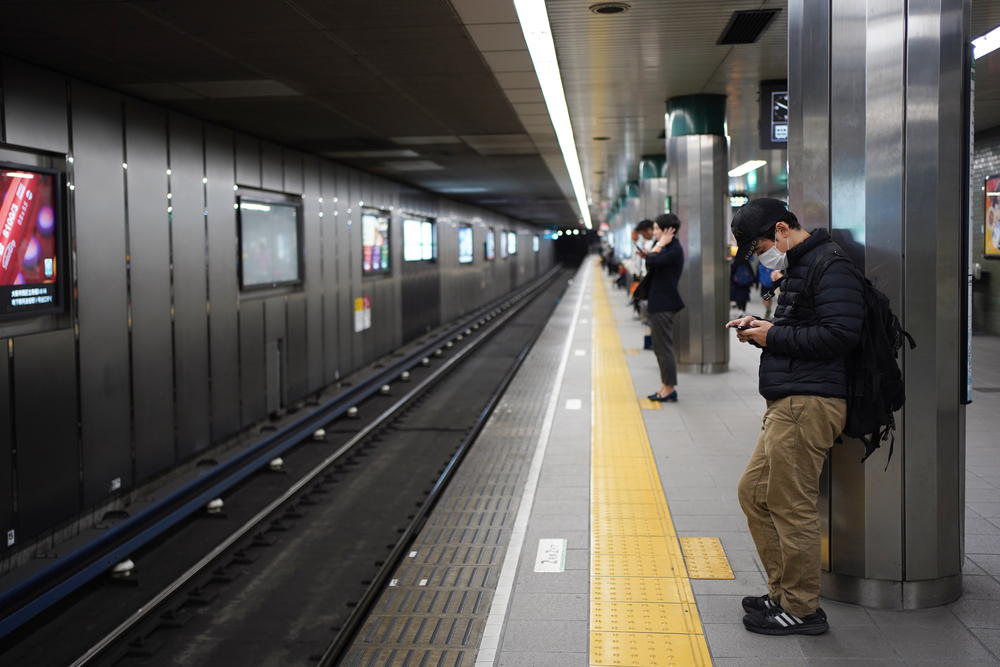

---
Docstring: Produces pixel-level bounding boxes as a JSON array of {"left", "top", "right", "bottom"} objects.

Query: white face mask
[{"left": 757, "top": 234, "right": 789, "bottom": 270}]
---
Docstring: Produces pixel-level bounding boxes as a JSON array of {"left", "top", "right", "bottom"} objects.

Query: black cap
[{"left": 731, "top": 198, "right": 788, "bottom": 261}]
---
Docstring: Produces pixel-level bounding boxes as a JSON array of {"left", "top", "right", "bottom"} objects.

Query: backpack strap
[{"left": 805, "top": 246, "right": 853, "bottom": 299}]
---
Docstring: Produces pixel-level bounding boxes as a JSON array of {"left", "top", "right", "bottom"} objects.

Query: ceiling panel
[{"left": 0, "top": 0, "right": 579, "bottom": 225}]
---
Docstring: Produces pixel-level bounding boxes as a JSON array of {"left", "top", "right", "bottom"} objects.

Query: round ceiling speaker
[{"left": 590, "top": 3, "right": 630, "bottom": 14}]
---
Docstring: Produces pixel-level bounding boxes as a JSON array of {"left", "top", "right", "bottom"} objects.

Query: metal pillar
[
  {"left": 639, "top": 155, "right": 669, "bottom": 221},
  {"left": 790, "top": 0, "right": 970, "bottom": 608},
  {"left": 666, "top": 95, "right": 729, "bottom": 374}
]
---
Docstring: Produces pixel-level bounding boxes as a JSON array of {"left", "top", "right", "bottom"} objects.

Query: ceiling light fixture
[
  {"left": 590, "top": 3, "right": 630, "bottom": 14},
  {"left": 974, "top": 25, "right": 1000, "bottom": 59},
  {"left": 514, "top": 0, "right": 593, "bottom": 229},
  {"left": 728, "top": 160, "right": 767, "bottom": 178}
]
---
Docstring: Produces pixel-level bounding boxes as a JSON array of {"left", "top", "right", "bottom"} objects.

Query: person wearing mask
[
  {"left": 726, "top": 198, "right": 864, "bottom": 636},
  {"left": 637, "top": 213, "right": 684, "bottom": 402}
]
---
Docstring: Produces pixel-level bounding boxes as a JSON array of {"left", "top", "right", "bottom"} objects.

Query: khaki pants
[{"left": 737, "top": 395, "right": 847, "bottom": 617}]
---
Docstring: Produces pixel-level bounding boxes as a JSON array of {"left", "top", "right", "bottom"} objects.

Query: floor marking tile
[
  {"left": 591, "top": 601, "right": 703, "bottom": 634},
  {"left": 565, "top": 398, "right": 583, "bottom": 410},
  {"left": 623, "top": 348, "right": 640, "bottom": 355},
  {"left": 679, "top": 536, "right": 736, "bottom": 579},
  {"left": 575, "top": 349, "right": 587, "bottom": 356},
  {"left": 638, "top": 397, "right": 663, "bottom": 409},
  {"left": 534, "top": 538, "right": 567, "bottom": 572},
  {"left": 591, "top": 576, "right": 695, "bottom": 604},
  {"left": 590, "top": 260, "right": 711, "bottom": 667},
  {"left": 591, "top": 631, "right": 712, "bottom": 667}
]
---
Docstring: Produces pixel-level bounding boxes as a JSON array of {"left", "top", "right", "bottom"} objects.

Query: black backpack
[{"left": 804, "top": 247, "right": 916, "bottom": 467}]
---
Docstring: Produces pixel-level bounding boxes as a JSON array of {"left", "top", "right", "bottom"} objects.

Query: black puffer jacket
[{"left": 759, "top": 228, "right": 864, "bottom": 400}]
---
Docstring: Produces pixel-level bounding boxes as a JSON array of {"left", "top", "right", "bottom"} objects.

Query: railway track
[{"left": 0, "top": 266, "right": 571, "bottom": 667}]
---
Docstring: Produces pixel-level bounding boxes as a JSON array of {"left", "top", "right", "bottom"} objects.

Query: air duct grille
[{"left": 717, "top": 10, "right": 780, "bottom": 45}]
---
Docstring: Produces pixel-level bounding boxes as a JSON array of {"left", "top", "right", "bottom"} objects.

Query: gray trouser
[{"left": 650, "top": 310, "right": 677, "bottom": 386}]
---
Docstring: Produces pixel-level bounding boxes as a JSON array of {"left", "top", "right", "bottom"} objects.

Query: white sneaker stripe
[
  {"left": 782, "top": 612, "right": 802, "bottom": 625},
  {"left": 774, "top": 615, "right": 789, "bottom": 627}
]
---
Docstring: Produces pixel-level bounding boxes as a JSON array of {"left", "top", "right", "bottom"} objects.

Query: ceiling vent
[
  {"left": 717, "top": 10, "right": 780, "bottom": 45},
  {"left": 590, "top": 3, "right": 630, "bottom": 14}
]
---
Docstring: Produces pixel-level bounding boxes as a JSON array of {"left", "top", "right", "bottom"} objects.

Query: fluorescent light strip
[
  {"left": 974, "top": 25, "right": 1000, "bottom": 60},
  {"left": 728, "top": 160, "right": 767, "bottom": 178},
  {"left": 513, "top": 0, "right": 592, "bottom": 229}
]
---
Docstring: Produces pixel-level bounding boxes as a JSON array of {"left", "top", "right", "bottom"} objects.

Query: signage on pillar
[
  {"left": 354, "top": 296, "right": 372, "bottom": 332},
  {"left": 759, "top": 80, "right": 788, "bottom": 150}
]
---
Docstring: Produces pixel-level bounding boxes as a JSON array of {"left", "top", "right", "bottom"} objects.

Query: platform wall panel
[
  {"left": 205, "top": 125, "right": 241, "bottom": 442},
  {"left": 235, "top": 133, "right": 260, "bottom": 188},
  {"left": 124, "top": 99, "right": 175, "bottom": 479},
  {"left": 261, "top": 141, "right": 282, "bottom": 192},
  {"left": 13, "top": 330, "right": 79, "bottom": 539},
  {"left": 239, "top": 299, "right": 266, "bottom": 426},
  {"left": 71, "top": 82, "right": 132, "bottom": 506},
  {"left": 168, "top": 113, "right": 210, "bottom": 459},
  {"left": 286, "top": 294, "right": 308, "bottom": 403},
  {"left": 2, "top": 58, "right": 69, "bottom": 154},
  {"left": 320, "top": 163, "right": 341, "bottom": 382},
  {"left": 303, "top": 157, "right": 324, "bottom": 392},
  {"left": 284, "top": 149, "right": 304, "bottom": 195},
  {"left": 0, "top": 343, "right": 12, "bottom": 545}
]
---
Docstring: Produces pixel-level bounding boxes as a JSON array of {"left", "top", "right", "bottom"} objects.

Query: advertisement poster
[
  {"left": 458, "top": 225, "right": 474, "bottom": 263},
  {"left": 362, "top": 213, "right": 390, "bottom": 275},
  {"left": 986, "top": 175, "right": 1000, "bottom": 257},
  {"left": 485, "top": 229, "right": 495, "bottom": 260},
  {"left": 0, "top": 168, "right": 59, "bottom": 318},
  {"left": 354, "top": 296, "right": 372, "bottom": 332}
]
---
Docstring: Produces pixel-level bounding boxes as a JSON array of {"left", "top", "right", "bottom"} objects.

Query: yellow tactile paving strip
[
  {"left": 590, "top": 266, "right": 713, "bottom": 667},
  {"left": 680, "top": 537, "right": 735, "bottom": 580}
]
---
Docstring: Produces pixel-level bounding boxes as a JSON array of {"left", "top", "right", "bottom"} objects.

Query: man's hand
[{"left": 738, "top": 319, "right": 772, "bottom": 347}]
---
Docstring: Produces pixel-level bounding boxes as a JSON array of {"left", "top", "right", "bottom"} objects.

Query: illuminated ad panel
[
  {"left": 362, "top": 212, "right": 391, "bottom": 275},
  {"left": 485, "top": 228, "right": 496, "bottom": 260},
  {"left": 0, "top": 166, "right": 61, "bottom": 320},
  {"left": 238, "top": 199, "right": 302, "bottom": 289},
  {"left": 458, "top": 225, "right": 474, "bottom": 263}
]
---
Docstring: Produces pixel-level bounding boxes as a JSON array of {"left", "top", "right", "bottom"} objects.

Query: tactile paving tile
[
  {"left": 679, "top": 537, "right": 736, "bottom": 580},
  {"left": 591, "top": 601, "right": 703, "bottom": 634},
  {"left": 591, "top": 576, "right": 695, "bottom": 604},
  {"left": 591, "top": 503, "right": 669, "bottom": 522},
  {"left": 637, "top": 397, "right": 664, "bottom": 410},
  {"left": 591, "top": 534, "right": 681, "bottom": 557},
  {"left": 591, "top": 551, "right": 687, "bottom": 578},
  {"left": 590, "top": 631, "right": 712, "bottom": 667},
  {"left": 591, "top": 517, "right": 672, "bottom": 538}
]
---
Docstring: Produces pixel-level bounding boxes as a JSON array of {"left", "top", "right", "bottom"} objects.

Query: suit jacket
[{"left": 644, "top": 238, "right": 685, "bottom": 313}]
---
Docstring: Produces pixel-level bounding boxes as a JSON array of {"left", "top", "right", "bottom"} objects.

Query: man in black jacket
[{"left": 726, "top": 198, "right": 864, "bottom": 636}]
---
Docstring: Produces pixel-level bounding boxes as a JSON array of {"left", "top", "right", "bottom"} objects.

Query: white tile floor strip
[{"left": 474, "top": 261, "right": 591, "bottom": 667}]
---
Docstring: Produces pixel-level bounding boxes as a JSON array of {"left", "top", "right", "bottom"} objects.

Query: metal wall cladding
[
  {"left": 13, "top": 330, "right": 79, "bottom": 539},
  {"left": 72, "top": 81, "right": 133, "bottom": 506},
  {"left": 125, "top": 99, "right": 175, "bottom": 480},
  {"left": 0, "top": 73, "right": 557, "bottom": 544}
]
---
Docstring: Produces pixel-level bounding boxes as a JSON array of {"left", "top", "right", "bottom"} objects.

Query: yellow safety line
[{"left": 590, "top": 263, "right": 713, "bottom": 667}]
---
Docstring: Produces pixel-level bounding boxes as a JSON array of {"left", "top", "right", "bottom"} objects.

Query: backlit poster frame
[
  {"left": 985, "top": 175, "right": 1000, "bottom": 258},
  {"left": 485, "top": 228, "right": 496, "bottom": 260},
  {"left": 362, "top": 210, "right": 391, "bottom": 276},
  {"left": 458, "top": 224, "right": 474, "bottom": 264},
  {"left": 0, "top": 162, "right": 65, "bottom": 321}
]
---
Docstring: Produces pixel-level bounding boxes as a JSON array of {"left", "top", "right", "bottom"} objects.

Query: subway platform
[{"left": 346, "top": 258, "right": 1000, "bottom": 667}]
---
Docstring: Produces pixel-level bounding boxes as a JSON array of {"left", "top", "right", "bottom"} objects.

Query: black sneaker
[
  {"left": 741, "top": 593, "right": 777, "bottom": 614},
  {"left": 743, "top": 605, "right": 829, "bottom": 636}
]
